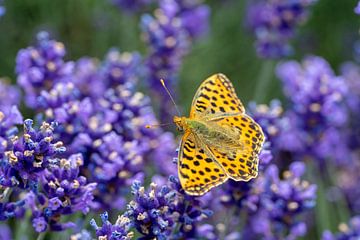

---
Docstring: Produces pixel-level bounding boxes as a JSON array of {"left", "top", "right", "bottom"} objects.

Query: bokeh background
[
  {"left": 1, "top": 0, "right": 360, "bottom": 239},
  {"left": 1, "top": 0, "right": 359, "bottom": 107}
]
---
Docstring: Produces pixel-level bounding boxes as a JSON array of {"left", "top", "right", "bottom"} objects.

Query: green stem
[
  {"left": 37, "top": 232, "right": 47, "bottom": 240},
  {"left": 324, "top": 163, "right": 351, "bottom": 223},
  {"left": 14, "top": 210, "right": 31, "bottom": 240},
  {"left": 254, "top": 61, "right": 275, "bottom": 103}
]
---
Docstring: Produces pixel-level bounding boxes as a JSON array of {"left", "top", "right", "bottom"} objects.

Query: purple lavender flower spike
[
  {"left": 0, "top": 200, "right": 26, "bottom": 221},
  {"left": 141, "top": 0, "right": 210, "bottom": 121},
  {"left": 123, "top": 177, "right": 213, "bottom": 239},
  {"left": 16, "top": 31, "right": 74, "bottom": 108},
  {"left": 340, "top": 62, "right": 360, "bottom": 150},
  {"left": 111, "top": 0, "right": 153, "bottom": 12},
  {"left": 0, "top": 0, "right": 5, "bottom": 18},
  {"left": 26, "top": 154, "right": 96, "bottom": 232},
  {"left": 37, "top": 51, "right": 177, "bottom": 210},
  {"left": 355, "top": 1, "right": 360, "bottom": 15},
  {"left": 0, "top": 79, "right": 21, "bottom": 113},
  {"left": 276, "top": 56, "right": 350, "bottom": 165},
  {"left": 90, "top": 211, "right": 134, "bottom": 240},
  {"left": 0, "top": 224, "right": 12, "bottom": 240},
  {"left": 1, "top": 119, "right": 65, "bottom": 188},
  {"left": 322, "top": 216, "right": 360, "bottom": 240},
  {"left": 247, "top": 0, "right": 317, "bottom": 58},
  {"left": 102, "top": 49, "right": 142, "bottom": 89},
  {"left": 220, "top": 159, "right": 316, "bottom": 239},
  {"left": 125, "top": 181, "right": 175, "bottom": 239},
  {"left": 141, "top": 5, "right": 190, "bottom": 121},
  {"left": 70, "top": 230, "right": 92, "bottom": 240}
]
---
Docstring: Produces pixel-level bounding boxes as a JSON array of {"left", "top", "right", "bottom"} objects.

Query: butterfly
[{"left": 173, "top": 73, "right": 265, "bottom": 196}]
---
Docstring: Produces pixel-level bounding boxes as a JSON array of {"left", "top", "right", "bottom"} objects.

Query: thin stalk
[
  {"left": 254, "top": 61, "right": 275, "bottom": 103},
  {"left": 36, "top": 232, "right": 47, "bottom": 240},
  {"left": 324, "top": 163, "right": 351, "bottom": 224}
]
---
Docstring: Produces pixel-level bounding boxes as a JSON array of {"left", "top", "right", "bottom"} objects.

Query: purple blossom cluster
[
  {"left": 111, "top": 0, "right": 153, "bottom": 12},
  {"left": 0, "top": 114, "right": 96, "bottom": 232},
  {"left": 219, "top": 147, "right": 316, "bottom": 239},
  {"left": 0, "top": 0, "right": 5, "bottom": 18},
  {"left": 254, "top": 56, "right": 350, "bottom": 166},
  {"left": 14, "top": 34, "right": 178, "bottom": 211},
  {"left": 355, "top": 1, "right": 360, "bottom": 15},
  {"left": 247, "top": 0, "right": 317, "bottom": 58},
  {"left": 0, "top": 79, "right": 21, "bottom": 113},
  {"left": 91, "top": 176, "right": 215, "bottom": 240},
  {"left": 249, "top": 55, "right": 360, "bottom": 238},
  {"left": 16, "top": 32, "right": 73, "bottom": 108},
  {"left": 26, "top": 153, "right": 97, "bottom": 232},
  {"left": 322, "top": 216, "right": 360, "bottom": 240},
  {"left": 141, "top": 0, "right": 209, "bottom": 121}
]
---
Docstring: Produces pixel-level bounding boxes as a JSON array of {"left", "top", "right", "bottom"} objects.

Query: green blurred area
[{"left": 0, "top": 0, "right": 359, "bottom": 109}]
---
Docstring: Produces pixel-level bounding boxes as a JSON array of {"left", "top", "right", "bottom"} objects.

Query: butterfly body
[
  {"left": 174, "top": 73, "right": 265, "bottom": 196},
  {"left": 174, "top": 116, "right": 242, "bottom": 150}
]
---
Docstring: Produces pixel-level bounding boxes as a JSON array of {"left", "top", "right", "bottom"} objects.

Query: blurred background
[{"left": 1, "top": 0, "right": 359, "bottom": 107}]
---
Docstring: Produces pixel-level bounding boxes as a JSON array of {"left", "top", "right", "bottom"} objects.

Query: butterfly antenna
[
  {"left": 160, "top": 79, "right": 181, "bottom": 116},
  {"left": 145, "top": 122, "right": 171, "bottom": 129}
]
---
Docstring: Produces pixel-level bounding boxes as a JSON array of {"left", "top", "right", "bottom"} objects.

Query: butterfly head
[{"left": 173, "top": 116, "right": 187, "bottom": 132}]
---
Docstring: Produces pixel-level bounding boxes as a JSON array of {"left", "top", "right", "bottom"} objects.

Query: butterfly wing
[
  {"left": 207, "top": 114, "right": 265, "bottom": 181},
  {"left": 190, "top": 73, "right": 245, "bottom": 118},
  {"left": 178, "top": 130, "right": 228, "bottom": 196}
]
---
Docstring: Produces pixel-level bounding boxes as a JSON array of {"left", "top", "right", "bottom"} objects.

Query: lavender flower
[
  {"left": 247, "top": 0, "right": 317, "bottom": 58},
  {"left": 111, "top": 0, "right": 153, "bottom": 12},
  {"left": 16, "top": 31, "right": 73, "bottom": 108},
  {"left": 1, "top": 119, "right": 65, "bottom": 188},
  {"left": 0, "top": 199, "right": 25, "bottom": 221},
  {"left": 26, "top": 154, "right": 97, "bottom": 232},
  {"left": 340, "top": 62, "right": 360, "bottom": 150},
  {"left": 0, "top": 107, "right": 23, "bottom": 155},
  {"left": 125, "top": 181, "right": 175, "bottom": 239},
  {"left": 322, "top": 216, "right": 360, "bottom": 240},
  {"left": 141, "top": 4, "right": 190, "bottom": 120},
  {"left": 102, "top": 49, "right": 142, "bottom": 88},
  {"left": 355, "top": 1, "right": 360, "bottom": 15},
  {"left": 0, "top": 224, "right": 12, "bottom": 240},
  {"left": 141, "top": 0, "right": 210, "bottom": 121},
  {"left": 221, "top": 160, "right": 316, "bottom": 240},
  {"left": 90, "top": 212, "right": 133, "bottom": 240},
  {"left": 276, "top": 56, "right": 350, "bottom": 165},
  {"left": 0, "top": 0, "right": 5, "bottom": 18},
  {"left": 32, "top": 37, "right": 177, "bottom": 210},
  {"left": 0, "top": 79, "right": 21, "bottom": 112},
  {"left": 124, "top": 177, "right": 213, "bottom": 240}
]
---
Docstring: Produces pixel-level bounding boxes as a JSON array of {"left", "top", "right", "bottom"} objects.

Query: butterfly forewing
[
  {"left": 190, "top": 74, "right": 245, "bottom": 118},
  {"left": 178, "top": 131, "right": 228, "bottom": 196}
]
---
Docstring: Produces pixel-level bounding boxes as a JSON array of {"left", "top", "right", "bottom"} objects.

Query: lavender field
[{"left": 0, "top": 0, "right": 360, "bottom": 239}]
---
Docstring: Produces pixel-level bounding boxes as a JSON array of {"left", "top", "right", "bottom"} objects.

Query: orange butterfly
[{"left": 173, "top": 73, "right": 265, "bottom": 195}]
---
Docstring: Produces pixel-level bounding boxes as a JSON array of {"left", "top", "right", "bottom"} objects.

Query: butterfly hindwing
[
  {"left": 207, "top": 114, "right": 265, "bottom": 181},
  {"left": 178, "top": 131, "right": 228, "bottom": 196},
  {"left": 190, "top": 73, "right": 245, "bottom": 118}
]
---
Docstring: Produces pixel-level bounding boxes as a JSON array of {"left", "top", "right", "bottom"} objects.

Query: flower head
[
  {"left": 322, "top": 216, "right": 360, "bottom": 240},
  {"left": 16, "top": 32, "right": 73, "bottom": 107},
  {"left": 1, "top": 119, "right": 65, "bottom": 188},
  {"left": 26, "top": 154, "right": 97, "bottom": 232},
  {"left": 90, "top": 211, "right": 133, "bottom": 240},
  {"left": 247, "top": 0, "right": 317, "bottom": 58}
]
